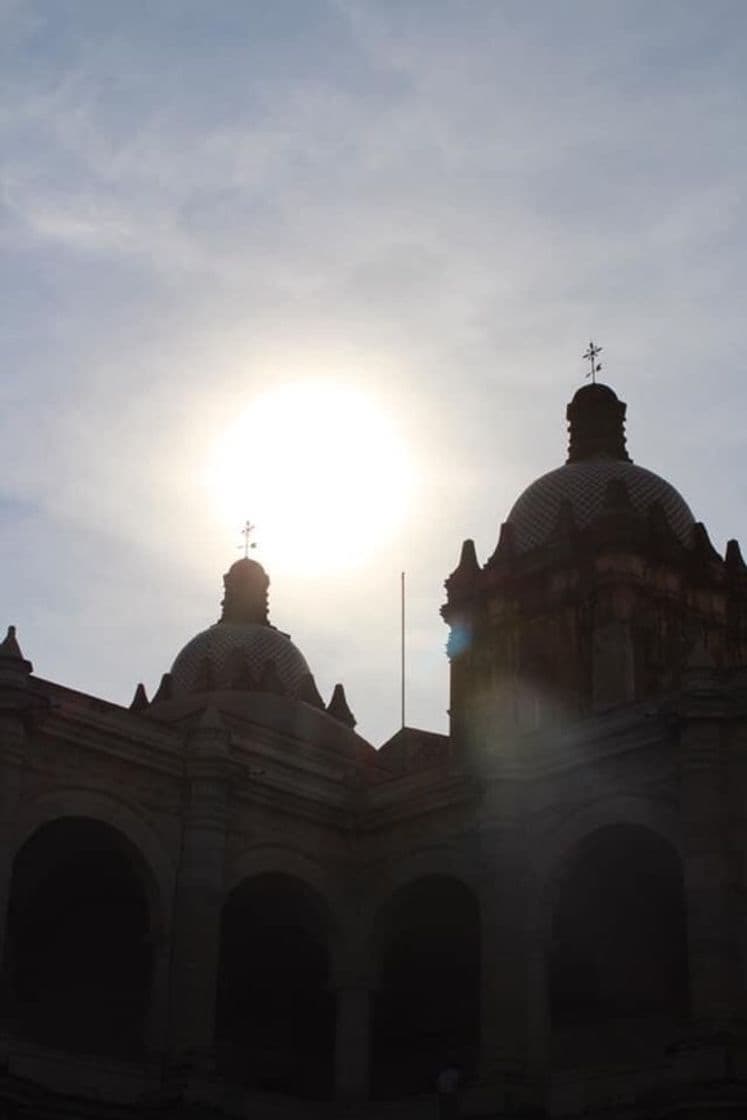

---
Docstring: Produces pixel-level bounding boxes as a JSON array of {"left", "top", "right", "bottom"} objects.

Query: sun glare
[{"left": 206, "top": 382, "right": 415, "bottom": 574}]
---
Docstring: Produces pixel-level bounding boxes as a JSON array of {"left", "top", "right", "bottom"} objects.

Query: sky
[{"left": 2, "top": 0, "right": 747, "bottom": 746}]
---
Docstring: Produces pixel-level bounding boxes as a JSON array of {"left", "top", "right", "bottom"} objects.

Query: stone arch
[
  {"left": 11, "top": 787, "right": 175, "bottom": 933},
  {"left": 534, "top": 795, "right": 681, "bottom": 934},
  {"left": 216, "top": 855, "right": 339, "bottom": 1099},
  {"left": 365, "top": 845, "right": 480, "bottom": 941},
  {"left": 225, "top": 843, "right": 341, "bottom": 913},
  {"left": 545, "top": 815, "right": 689, "bottom": 1059},
  {"left": 370, "top": 870, "right": 481, "bottom": 1099},
  {"left": 225, "top": 843, "right": 345, "bottom": 967},
  {"left": 4, "top": 806, "right": 169, "bottom": 1059}
]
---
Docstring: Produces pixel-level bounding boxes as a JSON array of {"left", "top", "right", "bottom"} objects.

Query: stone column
[
  {"left": 334, "top": 980, "right": 372, "bottom": 1099},
  {"left": 145, "top": 934, "right": 172, "bottom": 1057},
  {"left": 477, "top": 846, "right": 529, "bottom": 1081},
  {"left": 476, "top": 831, "right": 549, "bottom": 1110},
  {"left": 167, "top": 707, "right": 232, "bottom": 1068},
  {"left": 524, "top": 920, "right": 550, "bottom": 1075},
  {"left": 680, "top": 710, "right": 735, "bottom": 1028}
]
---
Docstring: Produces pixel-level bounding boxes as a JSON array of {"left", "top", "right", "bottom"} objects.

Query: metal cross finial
[
  {"left": 240, "top": 520, "right": 257, "bottom": 558},
  {"left": 583, "top": 340, "right": 603, "bottom": 383}
]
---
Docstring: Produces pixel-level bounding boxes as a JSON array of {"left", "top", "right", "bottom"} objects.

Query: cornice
[{"left": 36, "top": 710, "right": 181, "bottom": 777}]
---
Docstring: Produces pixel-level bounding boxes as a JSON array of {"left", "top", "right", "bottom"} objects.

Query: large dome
[
  {"left": 504, "top": 381, "right": 696, "bottom": 553},
  {"left": 170, "top": 621, "right": 311, "bottom": 697},
  {"left": 507, "top": 459, "right": 695, "bottom": 552}
]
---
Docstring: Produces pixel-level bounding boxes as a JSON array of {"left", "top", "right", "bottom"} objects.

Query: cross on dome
[
  {"left": 583, "top": 340, "right": 603, "bottom": 383},
  {"left": 240, "top": 520, "right": 257, "bottom": 559}
]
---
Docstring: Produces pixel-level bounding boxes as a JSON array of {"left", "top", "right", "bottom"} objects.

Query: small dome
[
  {"left": 165, "top": 556, "right": 316, "bottom": 700},
  {"left": 506, "top": 459, "right": 695, "bottom": 552},
  {"left": 170, "top": 621, "right": 311, "bottom": 697}
]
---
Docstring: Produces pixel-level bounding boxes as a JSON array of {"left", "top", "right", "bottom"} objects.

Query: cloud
[{"left": 1, "top": 1, "right": 747, "bottom": 741}]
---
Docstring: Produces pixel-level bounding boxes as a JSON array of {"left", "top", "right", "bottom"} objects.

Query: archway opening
[
  {"left": 372, "top": 874, "right": 480, "bottom": 1098},
  {"left": 549, "top": 824, "right": 689, "bottom": 1045},
  {"left": 215, "top": 872, "right": 335, "bottom": 1099},
  {"left": 4, "top": 816, "right": 154, "bottom": 1057}
]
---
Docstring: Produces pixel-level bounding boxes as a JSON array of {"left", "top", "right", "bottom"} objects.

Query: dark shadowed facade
[{"left": 2, "top": 383, "right": 747, "bottom": 1118}]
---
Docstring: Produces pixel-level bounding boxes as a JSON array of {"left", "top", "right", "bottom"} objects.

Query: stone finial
[
  {"left": 0, "top": 625, "right": 25, "bottom": 660},
  {"left": 0, "top": 624, "right": 33, "bottom": 688},
  {"left": 566, "top": 383, "right": 631, "bottom": 464},
  {"left": 327, "top": 683, "right": 356, "bottom": 728},
  {"left": 725, "top": 539, "right": 746, "bottom": 575},
  {"left": 152, "top": 672, "right": 173, "bottom": 704},
  {"left": 456, "top": 539, "right": 480, "bottom": 576},
  {"left": 297, "top": 672, "right": 325, "bottom": 709},
  {"left": 690, "top": 522, "right": 722, "bottom": 564},
  {"left": 446, "top": 539, "right": 480, "bottom": 595},
  {"left": 219, "top": 558, "right": 269, "bottom": 625},
  {"left": 130, "top": 683, "right": 149, "bottom": 712},
  {"left": 486, "top": 521, "right": 516, "bottom": 568}
]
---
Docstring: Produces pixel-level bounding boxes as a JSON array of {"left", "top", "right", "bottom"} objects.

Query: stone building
[{"left": 1, "top": 382, "right": 747, "bottom": 1118}]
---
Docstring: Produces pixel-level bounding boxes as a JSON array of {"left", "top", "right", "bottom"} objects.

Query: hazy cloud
[{"left": 2, "top": 1, "right": 746, "bottom": 741}]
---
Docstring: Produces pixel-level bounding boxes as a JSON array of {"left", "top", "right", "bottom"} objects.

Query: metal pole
[{"left": 401, "top": 571, "right": 406, "bottom": 729}]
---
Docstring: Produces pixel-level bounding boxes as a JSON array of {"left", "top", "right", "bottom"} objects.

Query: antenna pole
[{"left": 400, "top": 571, "right": 406, "bottom": 729}]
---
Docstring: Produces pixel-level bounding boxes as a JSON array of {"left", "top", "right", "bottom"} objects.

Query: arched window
[
  {"left": 215, "top": 872, "right": 335, "bottom": 1099},
  {"left": 372, "top": 874, "right": 480, "bottom": 1098},
  {"left": 549, "top": 824, "right": 689, "bottom": 1033},
  {"left": 4, "top": 817, "right": 154, "bottom": 1057}
]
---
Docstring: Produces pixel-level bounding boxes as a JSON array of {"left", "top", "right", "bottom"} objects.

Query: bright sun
[{"left": 207, "top": 382, "right": 415, "bottom": 574}]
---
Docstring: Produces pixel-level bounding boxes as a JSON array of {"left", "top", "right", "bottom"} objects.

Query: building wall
[{"left": 2, "top": 656, "right": 747, "bottom": 1117}]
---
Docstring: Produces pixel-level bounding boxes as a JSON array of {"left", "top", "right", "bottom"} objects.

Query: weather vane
[
  {"left": 583, "top": 340, "right": 603, "bottom": 383},
  {"left": 240, "top": 520, "right": 257, "bottom": 558}
]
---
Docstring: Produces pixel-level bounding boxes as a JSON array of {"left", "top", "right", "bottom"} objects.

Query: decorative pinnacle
[
  {"left": 583, "top": 340, "right": 603, "bottom": 384},
  {"left": 240, "top": 520, "right": 257, "bottom": 559}
]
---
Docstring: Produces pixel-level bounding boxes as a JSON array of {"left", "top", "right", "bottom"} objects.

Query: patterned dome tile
[
  {"left": 170, "top": 622, "right": 311, "bottom": 697},
  {"left": 506, "top": 460, "right": 695, "bottom": 552}
]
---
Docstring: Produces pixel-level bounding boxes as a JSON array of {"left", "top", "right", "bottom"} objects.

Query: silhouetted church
[{"left": 2, "top": 382, "right": 747, "bottom": 1118}]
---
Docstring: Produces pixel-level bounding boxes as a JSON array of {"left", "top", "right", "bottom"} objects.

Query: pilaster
[
  {"left": 679, "top": 664, "right": 737, "bottom": 1031},
  {"left": 167, "top": 707, "right": 232, "bottom": 1066},
  {"left": 477, "top": 834, "right": 535, "bottom": 1082}
]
